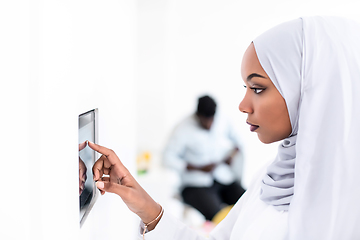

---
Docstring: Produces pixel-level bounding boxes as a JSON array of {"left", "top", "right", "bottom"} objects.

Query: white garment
[
  {"left": 163, "top": 113, "right": 243, "bottom": 187},
  {"left": 139, "top": 163, "right": 288, "bottom": 240},
  {"left": 291, "top": 16, "right": 360, "bottom": 239},
  {"left": 255, "top": 16, "right": 360, "bottom": 239}
]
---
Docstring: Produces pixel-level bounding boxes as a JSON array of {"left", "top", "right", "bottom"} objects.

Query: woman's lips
[{"left": 247, "top": 121, "right": 259, "bottom": 132}]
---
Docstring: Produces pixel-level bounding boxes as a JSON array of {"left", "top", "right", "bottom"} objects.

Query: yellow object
[
  {"left": 137, "top": 151, "right": 152, "bottom": 175},
  {"left": 212, "top": 205, "right": 233, "bottom": 225}
]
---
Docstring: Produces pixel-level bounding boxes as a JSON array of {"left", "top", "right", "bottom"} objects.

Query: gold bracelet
[{"left": 142, "top": 204, "right": 164, "bottom": 240}]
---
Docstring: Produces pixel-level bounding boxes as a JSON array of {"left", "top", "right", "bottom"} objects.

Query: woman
[{"left": 88, "top": 16, "right": 360, "bottom": 239}]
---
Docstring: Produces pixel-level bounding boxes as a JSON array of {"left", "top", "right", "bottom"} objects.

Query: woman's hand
[{"left": 88, "top": 141, "right": 162, "bottom": 229}]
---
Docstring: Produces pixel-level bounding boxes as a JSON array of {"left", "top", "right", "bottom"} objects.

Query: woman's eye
[{"left": 250, "top": 88, "right": 264, "bottom": 94}]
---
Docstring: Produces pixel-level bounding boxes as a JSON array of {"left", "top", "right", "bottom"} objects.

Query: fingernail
[{"left": 96, "top": 181, "right": 104, "bottom": 189}]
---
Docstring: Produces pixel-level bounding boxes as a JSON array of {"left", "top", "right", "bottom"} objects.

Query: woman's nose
[{"left": 239, "top": 95, "right": 253, "bottom": 114}]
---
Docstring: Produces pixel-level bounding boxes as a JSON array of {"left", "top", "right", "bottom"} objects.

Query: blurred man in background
[{"left": 163, "top": 95, "right": 246, "bottom": 222}]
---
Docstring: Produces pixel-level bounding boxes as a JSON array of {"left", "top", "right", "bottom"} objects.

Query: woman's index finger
[
  {"left": 87, "top": 141, "right": 111, "bottom": 155},
  {"left": 87, "top": 141, "right": 123, "bottom": 166}
]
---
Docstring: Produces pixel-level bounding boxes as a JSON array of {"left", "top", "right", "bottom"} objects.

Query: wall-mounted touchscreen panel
[{"left": 78, "top": 109, "right": 98, "bottom": 227}]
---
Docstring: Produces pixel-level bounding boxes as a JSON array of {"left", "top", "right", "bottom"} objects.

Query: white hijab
[
  {"left": 255, "top": 18, "right": 303, "bottom": 211},
  {"left": 253, "top": 16, "right": 360, "bottom": 239}
]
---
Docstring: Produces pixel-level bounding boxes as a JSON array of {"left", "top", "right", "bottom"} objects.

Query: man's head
[{"left": 196, "top": 95, "right": 216, "bottom": 130}]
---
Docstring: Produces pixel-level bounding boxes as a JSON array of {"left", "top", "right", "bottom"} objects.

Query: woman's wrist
[
  {"left": 139, "top": 202, "right": 163, "bottom": 237},
  {"left": 138, "top": 201, "right": 160, "bottom": 222},
  {"left": 144, "top": 204, "right": 164, "bottom": 232}
]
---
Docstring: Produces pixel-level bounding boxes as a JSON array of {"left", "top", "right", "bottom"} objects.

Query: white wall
[
  {"left": 136, "top": 0, "right": 360, "bottom": 188},
  {"left": 1, "top": 1, "right": 138, "bottom": 239}
]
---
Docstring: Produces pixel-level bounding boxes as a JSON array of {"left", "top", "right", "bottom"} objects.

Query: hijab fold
[{"left": 260, "top": 135, "right": 296, "bottom": 211}]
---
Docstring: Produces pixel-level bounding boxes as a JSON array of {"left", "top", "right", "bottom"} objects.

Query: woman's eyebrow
[{"left": 247, "top": 73, "right": 266, "bottom": 81}]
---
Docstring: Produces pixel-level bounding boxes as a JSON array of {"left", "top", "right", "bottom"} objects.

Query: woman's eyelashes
[
  {"left": 250, "top": 87, "right": 265, "bottom": 94},
  {"left": 243, "top": 85, "right": 265, "bottom": 94}
]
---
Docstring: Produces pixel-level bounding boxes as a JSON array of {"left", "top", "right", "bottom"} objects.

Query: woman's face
[{"left": 239, "top": 43, "right": 292, "bottom": 144}]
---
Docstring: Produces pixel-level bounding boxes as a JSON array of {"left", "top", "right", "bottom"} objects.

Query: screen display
[{"left": 78, "top": 109, "right": 98, "bottom": 227}]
